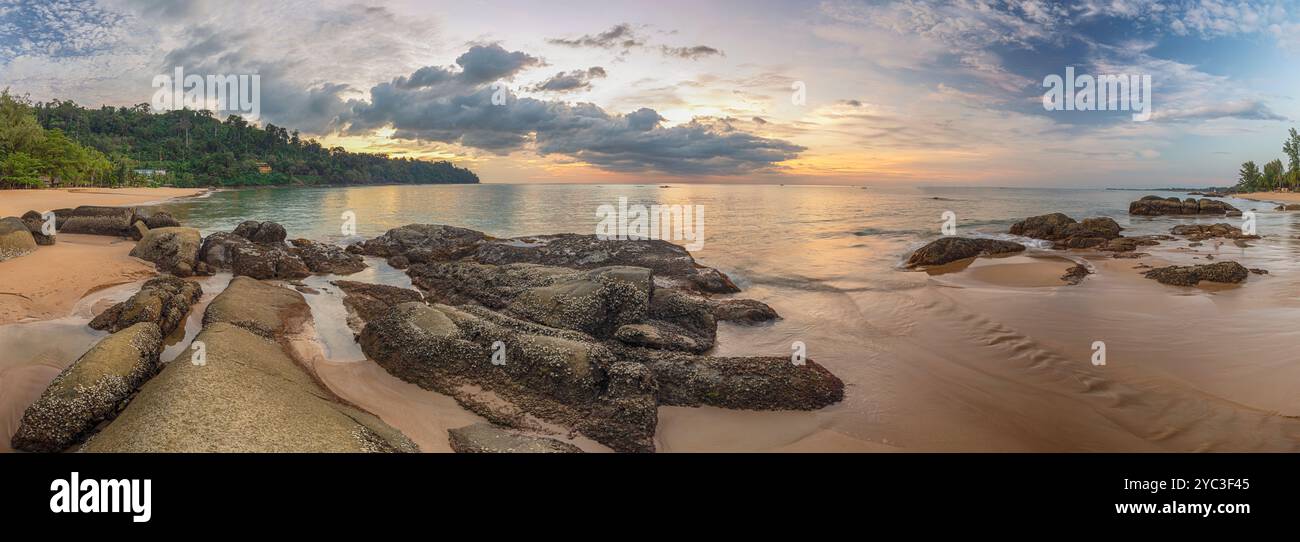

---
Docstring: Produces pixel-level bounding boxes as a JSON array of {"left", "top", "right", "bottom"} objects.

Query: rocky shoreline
[
  {"left": 5, "top": 208, "right": 845, "bottom": 453},
  {"left": 902, "top": 196, "right": 1264, "bottom": 288}
]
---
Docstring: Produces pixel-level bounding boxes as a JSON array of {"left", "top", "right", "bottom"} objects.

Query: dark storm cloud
[{"left": 341, "top": 47, "right": 803, "bottom": 175}]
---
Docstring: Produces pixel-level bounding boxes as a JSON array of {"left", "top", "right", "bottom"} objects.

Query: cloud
[
  {"left": 340, "top": 48, "right": 803, "bottom": 175},
  {"left": 547, "top": 23, "right": 645, "bottom": 49},
  {"left": 548, "top": 23, "right": 724, "bottom": 59},
  {"left": 659, "top": 45, "right": 723, "bottom": 59},
  {"left": 453, "top": 44, "right": 543, "bottom": 84},
  {"left": 531, "top": 66, "right": 606, "bottom": 92},
  {"left": 1153, "top": 100, "right": 1288, "bottom": 122}
]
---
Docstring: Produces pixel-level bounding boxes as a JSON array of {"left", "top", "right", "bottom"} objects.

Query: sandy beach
[
  {"left": 0, "top": 187, "right": 210, "bottom": 217},
  {"left": 1235, "top": 191, "right": 1300, "bottom": 204},
  {"left": 0, "top": 234, "right": 156, "bottom": 325}
]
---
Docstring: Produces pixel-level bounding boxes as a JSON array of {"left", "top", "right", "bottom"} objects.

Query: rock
[
  {"left": 473, "top": 233, "right": 740, "bottom": 293},
  {"left": 1129, "top": 196, "right": 1239, "bottom": 216},
  {"left": 130, "top": 220, "right": 149, "bottom": 241},
  {"left": 1249, "top": 268, "right": 1269, "bottom": 275},
  {"left": 904, "top": 237, "right": 1025, "bottom": 267},
  {"left": 1169, "top": 223, "right": 1258, "bottom": 241},
  {"left": 1009, "top": 212, "right": 1078, "bottom": 240},
  {"left": 1060, "top": 264, "right": 1091, "bottom": 285},
  {"left": 333, "top": 280, "right": 424, "bottom": 331},
  {"left": 56, "top": 206, "right": 136, "bottom": 236},
  {"left": 90, "top": 276, "right": 203, "bottom": 336},
  {"left": 447, "top": 423, "right": 583, "bottom": 453},
  {"left": 232, "top": 220, "right": 287, "bottom": 245},
  {"left": 199, "top": 231, "right": 310, "bottom": 280},
  {"left": 0, "top": 216, "right": 38, "bottom": 261},
  {"left": 1143, "top": 261, "right": 1249, "bottom": 286},
  {"left": 203, "top": 276, "right": 310, "bottom": 339},
  {"left": 578, "top": 361, "right": 658, "bottom": 453},
  {"left": 642, "top": 352, "right": 845, "bottom": 411},
  {"left": 82, "top": 276, "right": 416, "bottom": 452},
  {"left": 289, "top": 238, "right": 366, "bottom": 274},
  {"left": 645, "top": 288, "right": 718, "bottom": 351},
  {"left": 615, "top": 322, "right": 706, "bottom": 353},
  {"left": 130, "top": 226, "right": 202, "bottom": 276},
  {"left": 1276, "top": 203, "right": 1300, "bottom": 211},
  {"left": 356, "top": 224, "right": 487, "bottom": 261},
  {"left": 11, "top": 322, "right": 163, "bottom": 452},
  {"left": 137, "top": 211, "right": 179, "bottom": 229},
  {"left": 83, "top": 321, "right": 416, "bottom": 452},
  {"left": 1009, "top": 213, "right": 1127, "bottom": 249},
  {"left": 507, "top": 266, "right": 651, "bottom": 339},
  {"left": 360, "top": 302, "right": 655, "bottom": 451},
  {"left": 20, "top": 210, "right": 54, "bottom": 245}
]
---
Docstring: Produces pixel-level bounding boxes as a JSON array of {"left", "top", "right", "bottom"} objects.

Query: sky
[{"left": 3, "top": 0, "right": 1300, "bottom": 187}]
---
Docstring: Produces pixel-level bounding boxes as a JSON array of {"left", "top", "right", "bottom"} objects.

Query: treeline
[
  {"left": 0, "top": 90, "right": 113, "bottom": 188},
  {"left": 1235, "top": 128, "right": 1300, "bottom": 192},
  {"left": 0, "top": 90, "right": 478, "bottom": 188}
]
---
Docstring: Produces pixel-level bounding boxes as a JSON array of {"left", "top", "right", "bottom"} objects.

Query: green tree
[
  {"left": 1237, "top": 161, "right": 1262, "bottom": 191},
  {"left": 0, "top": 151, "right": 44, "bottom": 188},
  {"left": 0, "top": 89, "right": 46, "bottom": 154},
  {"left": 1263, "top": 158, "right": 1284, "bottom": 190},
  {"left": 1283, "top": 128, "right": 1300, "bottom": 178}
]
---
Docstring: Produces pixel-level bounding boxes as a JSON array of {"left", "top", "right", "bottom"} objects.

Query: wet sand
[
  {"left": 0, "top": 234, "right": 156, "bottom": 325},
  {"left": 0, "top": 187, "right": 210, "bottom": 216},
  {"left": 660, "top": 230, "right": 1300, "bottom": 452}
]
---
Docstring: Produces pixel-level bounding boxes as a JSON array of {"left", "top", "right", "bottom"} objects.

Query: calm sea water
[{"left": 154, "top": 183, "right": 1283, "bottom": 284}]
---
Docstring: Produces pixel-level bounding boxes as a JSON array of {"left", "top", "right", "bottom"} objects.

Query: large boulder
[
  {"left": 447, "top": 423, "right": 583, "bottom": 453},
  {"left": 56, "top": 206, "right": 136, "bottom": 236},
  {"left": 1129, "top": 196, "right": 1239, "bottom": 216},
  {"left": 1143, "top": 261, "right": 1249, "bottom": 286},
  {"left": 232, "top": 220, "right": 287, "bottom": 245},
  {"left": 474, "top": 233, "right": 740, "bottom": 293},
  {"left": 0, "top": 216, "right": 38, "bottom": 262},
  {"left": 354, "top": 223, "right": 488, "bottom": 262},
  {"left": 199, "top": 232, "right": 310, "bottom": 280},
  {"left": 130, "top": 226, "right": 202, "bottom": 276},
  {"left": 11, "top": 322, "right": 163, "bottom": 452},
  {"left": 1009, "top": 212, "right": 1078, "bottom": 240},
  {"left": 289, "top": 238, "right": 365, "bottom": 274},
  {"left": 710, "top": 298, "right": 780, "bottom": 325},
  {"left": 904, "top": 237, "right": 1025, "bottom": 267},
  {"left": 89, "top": 276, "right": 203, "bottom": 336},
  {"left": 1009, "top": 213, "right": 1124, "bottom": 249},
  {"left": 82, "top": 277, "right": 416, "bottom": 452},
  {"left": 203, "top": 276, "right": 309, "bottom": 339},
  {"left": 82, "top": 322, "right": 416, "bottom": 452},
  {"left": 360, "top": 302, "right": 657, "bottom": 451},
  {"left": 640, "top": 352, "right": 845, "bottom": 411},
  {"left": 1169, "top": 223, "right": 1258, "bottom": 241},
  {"left": 20, "top": 210, "right": 54, "bottom": 245}
]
